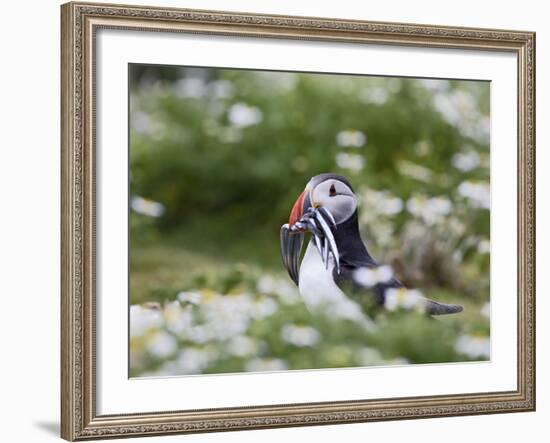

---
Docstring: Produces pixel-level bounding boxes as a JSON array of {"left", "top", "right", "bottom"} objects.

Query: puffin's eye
[{"left": 329, "top": 184, "right": 337, "bottom": 197}]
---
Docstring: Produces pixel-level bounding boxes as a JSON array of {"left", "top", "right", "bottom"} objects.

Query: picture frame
[{"left": 61, "top": 1, "right": 536, "bottom": 440}]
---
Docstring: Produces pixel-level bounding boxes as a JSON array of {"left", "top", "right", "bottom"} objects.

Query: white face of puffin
[{"left": 309, "top": 178, "right": 357, "bottom": 225}]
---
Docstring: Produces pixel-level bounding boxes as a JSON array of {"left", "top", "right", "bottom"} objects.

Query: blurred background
[{"left": 129, "top": 65, "right": 490, "bottom": 377}]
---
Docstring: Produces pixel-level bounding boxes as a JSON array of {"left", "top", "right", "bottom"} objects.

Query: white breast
[{"left": 298, "top": 241, "right": 366, "bottom": 322}]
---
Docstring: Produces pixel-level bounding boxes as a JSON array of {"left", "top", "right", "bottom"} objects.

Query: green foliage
[{"left": 130, "top": 272, "right": 490, "bottom": 377}]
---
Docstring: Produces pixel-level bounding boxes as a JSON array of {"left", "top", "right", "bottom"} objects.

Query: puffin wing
[
  {"left": 333, "top": 262, "right": 463, "bottom": 316},
  {"left": 333, "top": 262, "right": 401, "bottom": 306}
]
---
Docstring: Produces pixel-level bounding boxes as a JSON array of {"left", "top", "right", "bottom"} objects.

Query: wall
[{"left": 0, "top": 0, "right": 546, "bottom": 442}]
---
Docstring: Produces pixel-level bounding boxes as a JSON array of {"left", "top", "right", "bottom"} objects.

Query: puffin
[{"left": 280, "top": 173, "right": 463, "bottom": 316}]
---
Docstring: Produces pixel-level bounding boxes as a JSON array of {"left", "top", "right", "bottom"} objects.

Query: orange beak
[{"left": 289, "top": 190, "right": 307, "bottom": 229}]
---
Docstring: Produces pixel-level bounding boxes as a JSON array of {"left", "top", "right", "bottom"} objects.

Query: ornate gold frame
[{"left": 61, "top": 2, "right": 536, "bottom": 440}]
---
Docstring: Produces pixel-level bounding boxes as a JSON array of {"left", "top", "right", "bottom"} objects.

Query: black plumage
[
  {"left": 331, "top": 210, "right": 402, "bottom": 306},
  {"left": 330, "top": 209, "right": 463, "bottom": 315}
]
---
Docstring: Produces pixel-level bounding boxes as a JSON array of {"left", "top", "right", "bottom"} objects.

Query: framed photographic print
[{"left": 61, "top": 1, "right": 536, "bottom": 440}]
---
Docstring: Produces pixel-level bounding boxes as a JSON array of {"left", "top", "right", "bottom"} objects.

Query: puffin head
[
  {"left": 281, "top": 173, "right": 357, "bottom": 285},
  {"left": 289, "top": 173, "right": 357, "bottom": 230}
]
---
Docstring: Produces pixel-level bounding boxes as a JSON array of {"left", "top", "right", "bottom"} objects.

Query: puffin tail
[{"left": 424, "top": 299, "right": 464, "bottom": 315}]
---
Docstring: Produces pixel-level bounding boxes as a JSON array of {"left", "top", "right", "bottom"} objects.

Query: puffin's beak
[
  {"left": 280, "top": 189, "right": 309, "bottom": 285},
  {"left": 288, "top": 190, "right": 308, "bottom": 230}
]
